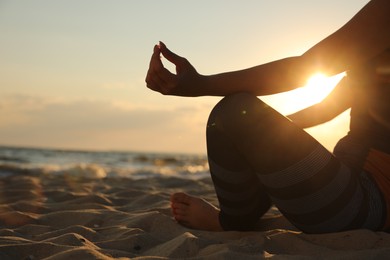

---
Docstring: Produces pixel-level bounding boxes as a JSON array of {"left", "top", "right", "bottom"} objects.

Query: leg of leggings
[
  {"left": 206, "top": 92, "right": 385, "bottom": 233},
  {"left": 207, "top": 115, "right": 272, "bottom": 231}
]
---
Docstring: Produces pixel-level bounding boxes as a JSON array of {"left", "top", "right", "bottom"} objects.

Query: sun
[
  {"left": 261, "top": 72, "right": 345, "bottom": 115},
  {"left": 304, "top": 73, "right": 335, "bottom": 102},
  {"left": 307, "top": 73, "right": 329, "bottom": 88},
  {"left": 287, "top": 72, "right": 345, "bottom": 112}
]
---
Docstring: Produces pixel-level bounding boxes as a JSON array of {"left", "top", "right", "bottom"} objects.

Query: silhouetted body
[{"left": 146, "top": 0, "right": 390, "bottom": 233}]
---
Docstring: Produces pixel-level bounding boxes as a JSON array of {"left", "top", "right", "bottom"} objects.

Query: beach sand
[{"left": 1, "top": 173, "right": 390, "bottom": 259}]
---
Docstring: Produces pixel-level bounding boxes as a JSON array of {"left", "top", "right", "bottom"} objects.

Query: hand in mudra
[{"left": 145, "top": 42, "right": 204, "bottom": 97}]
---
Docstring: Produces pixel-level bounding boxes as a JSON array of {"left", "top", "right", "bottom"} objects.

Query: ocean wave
[
  {"left": 0, "top": 146, "right": 210, "bottom": 180},
  {"left": 0, "top": 162, "right": 210, "bottom": 180},
  {"left": 0, "top": 155, "right": 29, "bottom": 163}
]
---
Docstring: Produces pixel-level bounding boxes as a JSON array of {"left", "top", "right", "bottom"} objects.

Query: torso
[{"left": 347, "top": 49, "right": 390, "bottom": 153}]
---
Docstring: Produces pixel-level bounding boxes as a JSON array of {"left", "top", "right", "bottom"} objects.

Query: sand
[{"left": 1, "top": 173, "right": 390, "bottom": 259}]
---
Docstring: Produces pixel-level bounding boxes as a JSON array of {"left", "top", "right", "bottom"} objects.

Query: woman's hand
[{"left": 145, "top": 42, "right": 204, "bottom": 97}]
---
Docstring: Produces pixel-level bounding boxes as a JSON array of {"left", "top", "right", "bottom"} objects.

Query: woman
[{"left": 145, "top": 0, "right": 390, "bottom": 233}]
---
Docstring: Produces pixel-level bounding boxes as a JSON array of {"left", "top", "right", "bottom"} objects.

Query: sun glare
[
  {"left": 286, "top": 72, "right": 345, "bottom": 112},
  {"left": 262, "top": 72, "right": 345, "bottom": 115},
  {"left": 305, "top": 73, "right": 333, "bottom": 101},
  {"left": 307, "top": 73, "right": 328, "bottom": 87}
]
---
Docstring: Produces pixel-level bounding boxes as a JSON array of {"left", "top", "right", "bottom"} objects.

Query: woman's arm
[
  {"left": 287, "top": 76, "right": 352, "bottom": 128},
  {"left": 146, "top": 0, "right": 390, "bottom": 97}
]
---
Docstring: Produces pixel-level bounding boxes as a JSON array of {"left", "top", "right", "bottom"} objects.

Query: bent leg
[
  {"left": 206, "top": 92, "right": 385, "bottom": 233},
  {"left": 206, "top": 93, "right": 279, "bottom": 231},
  {"left": 207, "top": 107, "right": 272, "bottom": 231}
]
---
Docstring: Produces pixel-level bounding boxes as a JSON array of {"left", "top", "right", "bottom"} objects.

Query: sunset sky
[{"left": 0, "top": 0, "right": 369, "bottom": 154}]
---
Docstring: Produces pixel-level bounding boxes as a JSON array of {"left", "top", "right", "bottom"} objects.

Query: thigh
[{"left": 207, "top": 92, "right": 319, "bottom": 172}]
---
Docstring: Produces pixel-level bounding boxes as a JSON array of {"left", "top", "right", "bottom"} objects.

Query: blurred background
[{"left": 0, "top": 0, "right": 369, "bottom": 154}]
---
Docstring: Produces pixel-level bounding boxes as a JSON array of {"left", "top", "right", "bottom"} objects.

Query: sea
[{"left": 0, "top": 146, "right": 210, "bottom": 180}]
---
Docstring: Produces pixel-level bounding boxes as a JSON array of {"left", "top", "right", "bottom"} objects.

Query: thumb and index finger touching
[
  {"left": 146, "top": 41, "right": 187, "bottom": 94},
  {"left": 158, "top": 41, "right": 185, "bottom": 66},
  {"left": 149, "top": 42, "right": 180, "bottom": 73},
  {"left": 146, "top": 42, "right": 180, "bottom": 92}
]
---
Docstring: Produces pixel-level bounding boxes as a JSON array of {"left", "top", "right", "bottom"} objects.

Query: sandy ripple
[{"left": 1, "top": 173, "right": 390, "bottom": 259}]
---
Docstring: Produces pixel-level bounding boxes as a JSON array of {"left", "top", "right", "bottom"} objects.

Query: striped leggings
[{"left": 206, "top": 93, "right": 385, "bottom": 233}]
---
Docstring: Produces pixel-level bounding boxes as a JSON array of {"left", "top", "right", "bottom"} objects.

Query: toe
[
  {"left": 173, "top": 207, "right": 187, "bottom": 216},
  {"left": 171, "top": 192, "right": 192, "bottom": 205},
  {"left": 171, "top": 201, "right": 189, "bottom": 217}
]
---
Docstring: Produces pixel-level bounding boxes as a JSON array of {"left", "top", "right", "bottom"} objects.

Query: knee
[
  {"left": 207, "top": 92, "right": 268, "bottom": 129},
  {"left": 210, "top": 92, "right": 258, "bottom": 119}
]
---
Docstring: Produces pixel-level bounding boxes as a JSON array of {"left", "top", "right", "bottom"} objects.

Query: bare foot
[{"left": 170, "top": 192, "right": 223, "bottom": 231}]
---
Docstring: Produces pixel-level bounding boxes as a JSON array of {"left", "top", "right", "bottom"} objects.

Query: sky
[{"left": 0, "top": 0, "right": 370, "bottom": 154}]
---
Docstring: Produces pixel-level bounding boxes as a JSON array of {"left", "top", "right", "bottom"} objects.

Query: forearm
[
  {"left": 288, "top": 105, "right": 327, "bottom": 129},
  {"left": 202, "top": 56, "right": 323, "bottom": 96}
]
